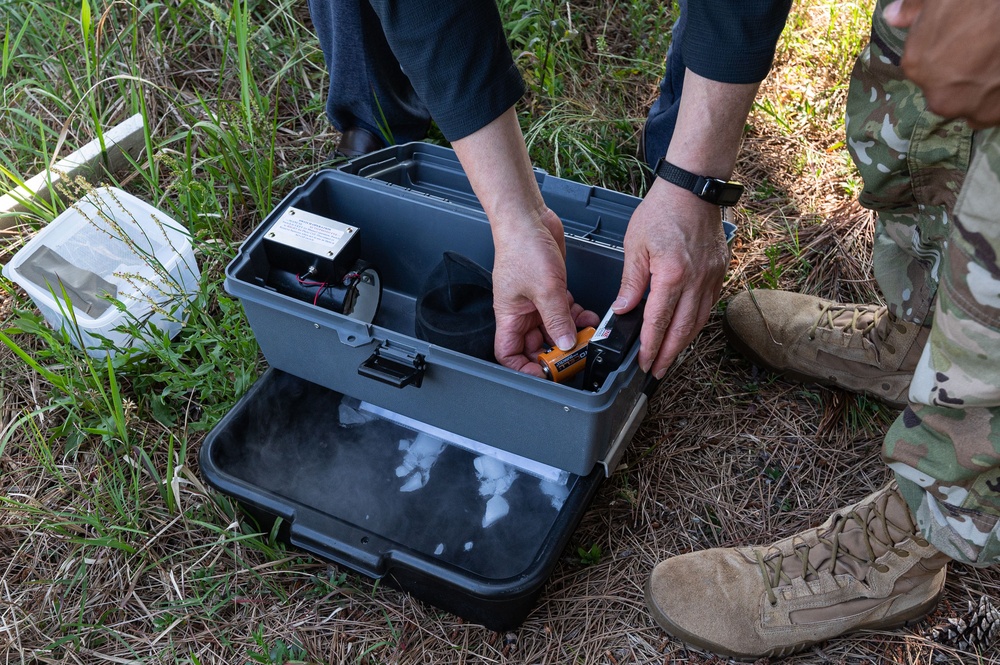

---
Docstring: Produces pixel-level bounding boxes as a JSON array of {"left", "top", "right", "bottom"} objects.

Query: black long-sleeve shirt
[
  {"left": 684, "top": 0, "right": 793, "bottom": 84},
  {"left": 367, "top": 0, "right": 792, "bottom": 141}
]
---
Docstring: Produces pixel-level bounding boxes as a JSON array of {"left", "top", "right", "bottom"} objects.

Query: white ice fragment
[
  {"left": 338, "top": 401, "right": 376, "bottom": 427},
  {"left": 482, "top": 495, "right": 510, "bottom": 528},
  {"left": 474, "top": 455, "right": 518, "bottom": 527},
  {"left": 474, "top": 455, "right": 507, "bottom": 479},
  {"left": 409, "top": 433, "right": 446, "bottom": 469},
  {"left": 396, "top": 433, "right": 446, "bottom": 492},
  {"left": 434, "top": 543, "right": 444, "bottom": 555},
  {"left": 395, "top": 461, "right": 412, "bottom": 478},
  {"left": 474, "top": 455, "right": 518, "bottom": 497},
  {"left": 399, "top": 472, "right": 427, "bottom": 492},
  {"left": 395, "top": 440, "right": 417, "bottom": 476},
  {"left": 464, "top": 541, "right": 473, "bottom": 551},
  {"left": 539, "top": 479, "right": 570, "bottom": 511}
]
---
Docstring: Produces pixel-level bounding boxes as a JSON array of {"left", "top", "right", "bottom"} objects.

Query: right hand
[
  {"left": 885, "top": 0, "right": 1000, "bottom": 128},
  {"left": 612, "top": 178, "right": 730, "bottom": 379},
  {"left": 491, "top": 207, "right": 599, "bottom": 377}
]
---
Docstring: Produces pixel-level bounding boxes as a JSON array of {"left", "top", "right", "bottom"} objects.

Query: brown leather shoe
[
  {"left": 335, "top": 127, "right": 384, "bottom": 159},
  {"left": 723, "top": 290, "right": 930, "bottom": 408},
  {"left": 645, "top": 482, "right": 949, "bottom": 660}
]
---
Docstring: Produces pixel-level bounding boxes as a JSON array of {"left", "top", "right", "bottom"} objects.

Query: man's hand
[
  {"left": 613, "top": 178, "right": 729, "bottom": 379},
  {"left": 491, "top": 207, "right": 599, "bottom": 377},
  {"left": 452, "top": 107, "right": 598, "bottom": 376},
  {"left": 885, "top": 0, "right": 1000, "bottom": 128},
  {"left": 613, "top": 70, "right": 757, "bottom": 380}
]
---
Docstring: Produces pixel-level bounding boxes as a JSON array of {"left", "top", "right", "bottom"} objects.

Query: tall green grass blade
[
  {"left": 80, "top": 0, "right": 92, "bottom": 42},
  {"left": 1, "top": 8, "right": 35, "bottom": 79}
]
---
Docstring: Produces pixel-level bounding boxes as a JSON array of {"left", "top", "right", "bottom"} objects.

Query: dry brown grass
[{"left": 2, "top": 0, "right": 999, "bottom": 663}]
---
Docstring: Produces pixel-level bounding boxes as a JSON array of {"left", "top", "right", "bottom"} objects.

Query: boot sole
[
  {"left": 643, "top": 571, "right": 945, "bottom": 662},
  {"left": 721, "top": 314, "right": 908, "bottom": 410}
]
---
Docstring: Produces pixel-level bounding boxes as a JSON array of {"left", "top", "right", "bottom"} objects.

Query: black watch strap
[{"left": 653, "top": 158, "right": 744, "bottom": 207}]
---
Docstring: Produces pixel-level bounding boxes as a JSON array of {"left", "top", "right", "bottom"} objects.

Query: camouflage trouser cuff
[
  {"left": 893, "top": 467, "right": 1000, "bottom": 566},
  {"left": 854, "top": 2, "right": 1000, "bottom": 567}
]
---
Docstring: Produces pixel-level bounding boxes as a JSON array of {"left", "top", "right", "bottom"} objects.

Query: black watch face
[
  {"left": 715, "top": 184, "right": 743, "bottom": 207},
  {"left": 700, "top": 179, "right": 743, "bottom": 206}
]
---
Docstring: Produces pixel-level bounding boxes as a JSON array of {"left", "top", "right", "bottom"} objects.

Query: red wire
[
  {"left": 297, "top": 272, "right": 329, "bottom": 306},
  {"left": 296, "top": 273, "right": 326, "bottom": 287}
]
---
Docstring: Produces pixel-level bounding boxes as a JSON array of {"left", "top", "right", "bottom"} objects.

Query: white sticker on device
[
  {"left": 593, "top": 306, "right": 616, "bottom": 340},
  {"left": 267, "top": 207, "right": 357, "bottom": 259}
]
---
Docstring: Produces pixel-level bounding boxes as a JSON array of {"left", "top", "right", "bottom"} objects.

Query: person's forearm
[
  {"left": 615, "top": 70, "right": 759, "bottom": 379},
  {"left": 451, "top": 107, "right": 548, "bottom": 231},
  {"left": 452, "top": 107, "right": 584, "bottom": 362},
  {"left": 660, "top": 70, "right": 760, "bottom": 182}
]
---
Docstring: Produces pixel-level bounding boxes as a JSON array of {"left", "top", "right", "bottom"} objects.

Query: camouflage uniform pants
[{"left": 847, "top": 0, "right": 1000, "bottom": 565}]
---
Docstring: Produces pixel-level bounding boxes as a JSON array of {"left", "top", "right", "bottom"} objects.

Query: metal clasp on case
[{"left": 358, "top": 342, "right": 426, "bottom": 388}]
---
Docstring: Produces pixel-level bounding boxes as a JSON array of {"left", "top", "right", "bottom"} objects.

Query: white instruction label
[
  {"left": 267, "top": 207, "right": 357, "bottom": 259},
  {"left": 593, "top": 306, "right": 616, "bottom": 340}
]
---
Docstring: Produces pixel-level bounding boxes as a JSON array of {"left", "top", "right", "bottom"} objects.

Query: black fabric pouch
[{"left": 414, "top": 252, "right": 496, "bottom": 362}]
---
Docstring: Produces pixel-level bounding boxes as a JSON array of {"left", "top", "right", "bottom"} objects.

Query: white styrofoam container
[{"left": 2, "top": 187, "right": 199, "bottom": 357}]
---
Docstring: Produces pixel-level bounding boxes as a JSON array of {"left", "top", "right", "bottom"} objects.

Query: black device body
[
  {"left": 583, "top": 300, "right": 645, "bottom": 391},
  {"left": 261, "top": 214, "right": 364, "bottom": 315},
  {"left": 265, "top": 268, "right": 357, "bottom": 314},
  {"left": 262, "top": 222, "right": 361, "bottom": 285}
]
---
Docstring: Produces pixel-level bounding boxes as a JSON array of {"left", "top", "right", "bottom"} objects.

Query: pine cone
[{"left": 926, "top": 595, "right": 1000, "bottom": 661}]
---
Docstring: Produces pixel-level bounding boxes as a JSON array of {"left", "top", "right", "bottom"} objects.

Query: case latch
[{"left": 358, "top": 342, "right": 426, "bottom": 388}]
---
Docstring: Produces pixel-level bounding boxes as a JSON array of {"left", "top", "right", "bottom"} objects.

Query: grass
[{"left": 1, "top": 0, "right": 998, "bottom": 663}]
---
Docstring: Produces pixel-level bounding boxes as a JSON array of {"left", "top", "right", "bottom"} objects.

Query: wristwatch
[{"left": 653, "top": 158, "right": 744, "bottom": 207}]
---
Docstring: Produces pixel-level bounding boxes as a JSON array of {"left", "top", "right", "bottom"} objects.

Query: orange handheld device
[{"left": 538, "top": 327, "right": 596, "bottom": 382}]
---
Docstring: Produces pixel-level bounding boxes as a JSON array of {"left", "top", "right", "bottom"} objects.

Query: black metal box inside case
[{"left": 199, "top": 369, "right": 605, "bottom": 630}]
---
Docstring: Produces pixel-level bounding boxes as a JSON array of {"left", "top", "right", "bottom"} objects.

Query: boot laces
[
  {"left": 754, "top": 492, "right": 929, "bottom": 606},
  {"left": 808, "top": 303, "right": 907, "bottom": 356}
]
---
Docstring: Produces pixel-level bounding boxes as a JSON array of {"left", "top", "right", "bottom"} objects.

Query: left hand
[{"left": 885, "top": 0, "right": 1000, "bottom": 128}]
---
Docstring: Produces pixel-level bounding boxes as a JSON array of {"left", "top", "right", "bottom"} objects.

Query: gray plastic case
[{"left": 225, "top": 144, "right": 654, "bottom": 475}]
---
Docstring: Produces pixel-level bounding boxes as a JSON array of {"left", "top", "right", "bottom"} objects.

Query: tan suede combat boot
[
  {"left": 723, "top": 290, "right": 930, "bottom": 408},
  {"left": 645, "top": 483, "right": 949, "bottom": 660}
]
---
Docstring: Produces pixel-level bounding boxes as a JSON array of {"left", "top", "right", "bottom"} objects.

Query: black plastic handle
[
  {"left": 290, "top": 513, "right": 384, "bottom": 577},
  {"left": 358, "top": 349, "right": 425, "bottom": 388}
]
